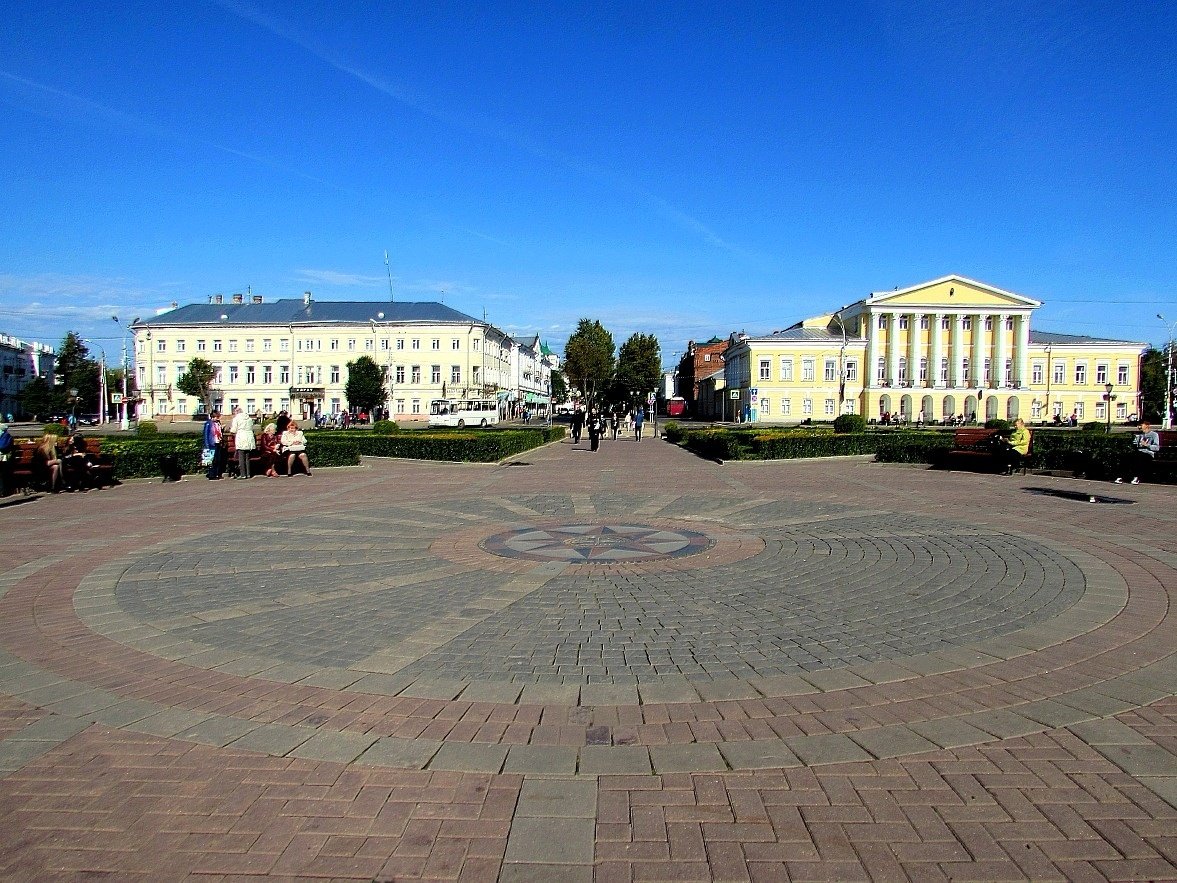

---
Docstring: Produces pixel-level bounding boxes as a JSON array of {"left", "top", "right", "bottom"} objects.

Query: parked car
[{"left": 78, "top": 413, "right": 101, "bottom": 426}]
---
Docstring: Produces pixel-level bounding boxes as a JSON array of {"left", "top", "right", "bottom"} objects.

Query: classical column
[
  {"left": 887, "top": 312, "right": 900, "bottom": 387},
  {"left": 1015, "top": 313, "right": 1030, "bottom": 388},
  {"left": 865, "top": 311, "right": 878, "bottom": 388},
  {"left": 931, "top": 313, "right": 944, "bottom": 388},
  {"left": 972, "top": 313, "right": 985, "bottom": 388},
  {"left": 951, "top": 314, "right": 964, "bottom": 387},
  {"left": 995, "top": 313, "right": 1009, "bottom": 389},
  {"left": 907, "top": 312, "right": 920, "bottom": 387}
]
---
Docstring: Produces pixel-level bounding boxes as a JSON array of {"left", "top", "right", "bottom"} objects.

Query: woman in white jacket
[{"left": 229, "top": 407, "right": 256, "bottom": 479}]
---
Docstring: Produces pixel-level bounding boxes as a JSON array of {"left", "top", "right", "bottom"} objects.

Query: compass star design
[{"left": 484, "top": 523, "right": 713, "bottom": 563}]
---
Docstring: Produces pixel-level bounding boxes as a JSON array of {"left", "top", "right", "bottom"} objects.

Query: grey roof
[
  {"left": 763, "top": 327, "right": 844, "bottom": 341},
  {"left": 137, "top": 299, "right": 480, "bottom": 328},
  {"left": 1029, "top": 330, "right": 1145, "bottom": 346}
]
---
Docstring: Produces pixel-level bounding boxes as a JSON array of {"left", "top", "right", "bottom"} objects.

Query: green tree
[
  {"left": 176, "top": 358, "right": 217, "bottom": 413},
  {"left": 345, "top": 356, "right": 385, "bottom": 412},
  {"left": 18, "top": 375, "right": 60, "bottom": 420},
  {"left": 55, "top": 332, "right": 101, "bottom": 413},
  {"left": 613, "top": 333, "right": 662, "bottom": 409},
  {"left": 549, "top": 369, "right": 568, "bottom": 404},
  {"left": 562, "top": 319, "right": 615, "bottom": 411},
  {"left": 1140, "top": 347, "right": 1168, "bottom": 423}
]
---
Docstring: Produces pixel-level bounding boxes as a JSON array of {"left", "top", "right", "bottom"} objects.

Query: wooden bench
[
  {"left": 1139, "top": 429, "right": 1177, "bottom": 482},
  {"left": 3, "top": 437, "right": 117, "bottom": 494},
  {"left": 941, "top": 427, "right": 1032, "bottom": 474},
  {"left": 6, "top": 442, "right": 39, "bottom": 494},
  {"left": 1157, "top": 430, "right": 1177, "bottom": 464},
  {"left": 225, "top": 436, "right": 284, "bottom": 477},
  {"left": 77, "top": 438, "right": 117, "bottom": 488}
]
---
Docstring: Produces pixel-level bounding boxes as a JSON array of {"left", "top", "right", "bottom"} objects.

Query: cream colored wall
[
  {"left": 736, "top": 336, "right": 1144, "bottom": 425},
  {"left": 135, "top": 322, "right": 500, "bottom": 419}
]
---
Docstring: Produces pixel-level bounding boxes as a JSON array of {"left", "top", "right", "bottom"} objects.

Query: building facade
[
  {"left": 675, "top": 337, "right": 727, "bottom": 413},
  {"left": 724, "top": 275, "right": 1148, "bottom": 424},
  {"left": 0, "top": 334, "right": 55, "bottom": 419},
  {"left": 131, "top": 293, "right": 553, "bottom": 421}
]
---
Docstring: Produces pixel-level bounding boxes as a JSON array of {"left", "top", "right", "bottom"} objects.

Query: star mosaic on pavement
[{"left": 486, "top": 523, "right": 712, "bottom": 562}]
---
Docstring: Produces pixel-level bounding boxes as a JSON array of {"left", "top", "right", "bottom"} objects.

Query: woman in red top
[{"left": 258, "top": 422, "right": 281, "bottom": 477}]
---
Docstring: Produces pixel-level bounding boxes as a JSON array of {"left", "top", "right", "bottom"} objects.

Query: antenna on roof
[{"left": 384, "top": 251, "right": 395, "bottom": 303}]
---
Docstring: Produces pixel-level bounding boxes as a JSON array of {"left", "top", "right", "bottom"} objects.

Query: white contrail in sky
[{"left": 214, "top": 0, "right": 756, "bottom": 259}]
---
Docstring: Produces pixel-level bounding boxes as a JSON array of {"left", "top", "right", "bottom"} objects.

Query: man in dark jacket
[{"left": 570, "top": 407, "right": 585, "bottom": 444}]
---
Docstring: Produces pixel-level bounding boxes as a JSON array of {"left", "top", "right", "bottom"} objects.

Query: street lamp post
[
  {"left": 112, "top": 316, "right": 131, "bottom": 430},
  {"left": 368, "top": 318, "right": 391, "bottom": 419},
  {"left": 1103, "top": 382, "right": 1116, "bottom": 435},
  {"left": 83, "top": 340, "right": 107, "bottom": 425},
  {"left": 831, "top": 311, "right": 849, "bottom": 415},
  {"left": 1160, "top": 314, "right": 1176, "bottom": 431}
]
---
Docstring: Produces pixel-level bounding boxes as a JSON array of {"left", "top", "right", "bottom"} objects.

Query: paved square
[{"left": 1, "top": 431, "right": 1176, "bottom": 880}]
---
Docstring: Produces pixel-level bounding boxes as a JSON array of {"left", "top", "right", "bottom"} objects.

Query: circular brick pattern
[
  {"left": 105, "top": 493, "right": 1085, "bottom": 680},
  {"left": 480, "top": 523, "right": 714, "bottom": 563}
]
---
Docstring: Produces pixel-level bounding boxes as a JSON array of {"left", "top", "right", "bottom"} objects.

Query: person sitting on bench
[
  {"left": 1116, "top": 421, "right": 1159, "bottom": 485},
  {"left": 998, "top": 418, "right": 1031, "bottom": 475}
]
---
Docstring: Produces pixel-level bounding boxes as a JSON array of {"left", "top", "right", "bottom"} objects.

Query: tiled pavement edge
[{"left": 0, "top": 436, "right": 1175, "bottom": 879}]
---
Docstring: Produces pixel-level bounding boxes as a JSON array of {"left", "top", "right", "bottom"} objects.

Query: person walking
[
  {"left": 571, "top": 407, "right": 584, "bottom": 444},
  {"left": 633, "top": 406, "right": 645, "bottom": 441},
  {"left": 203, "top": 412, "right": 223, "bottom": 480},
  {"left": 229, "top": 406, "right": 256, "bottom": 479},
  {"left": 587, "top": 410, "right": 602, "bottom": 452}
]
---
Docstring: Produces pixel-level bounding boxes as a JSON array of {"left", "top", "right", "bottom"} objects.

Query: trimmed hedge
[
  {"left": 833, "top": 414, "right": 866, "bottom": 434},
  {"left": 89, "top": 425, "right": 566, "bottom": 478},
  {"left": 668, "top": 426, "right": 1173, "bottom": 482}
]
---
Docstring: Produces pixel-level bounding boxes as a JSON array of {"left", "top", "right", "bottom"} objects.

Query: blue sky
[{"left": 2, "top": 1, "right": 1176, "bottom": 367}]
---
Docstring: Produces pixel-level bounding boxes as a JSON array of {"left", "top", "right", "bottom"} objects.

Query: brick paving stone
[
  {"left": 579, "top": 746, "right": 653, "bottom": 776},
  {"left": 503, "top": 745, "right": 579, "bottom": 775},
  {"left": 3, "top": 444, "right": 1177, "bottom": 878},
  {"left": 430, "top": 742, "right": 509, "bottom": 773},
  {"left": 504, "top": 816, "right": 595, "bottom": 863}
]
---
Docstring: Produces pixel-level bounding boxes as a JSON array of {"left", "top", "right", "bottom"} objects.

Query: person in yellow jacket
[{"left": 999, "top": 418, "right": 1032, "bottom": 475}]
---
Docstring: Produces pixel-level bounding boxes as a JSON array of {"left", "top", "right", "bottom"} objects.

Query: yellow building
[
  {"left": 130, "top": 292, "right": 552, "bottom": 421},
  {"left": 724, "top": 275, "right": 1148, "bottom": 425}
]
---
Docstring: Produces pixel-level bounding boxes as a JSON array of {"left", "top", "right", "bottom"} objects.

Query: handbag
[{"left": 200, "top": 447, "right": 215, "bottom": 467}]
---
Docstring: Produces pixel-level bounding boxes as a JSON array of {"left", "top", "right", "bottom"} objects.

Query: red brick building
[{"left": 676, "top": 337, "right": 727, "bottom": 415}]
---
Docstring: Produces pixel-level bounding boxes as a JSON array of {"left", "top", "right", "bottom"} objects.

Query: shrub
[
  {"left": 1081, "top": 421, "right": 1105, "bottom": 433},
  {"left": 833, "top": 414, "right": 866, "bottom": 434},
  {"left": 42, "top": 423, "right": 66, "bottom": 436},
  {"left": 663, "top": 421, "right": 684, "bottom": 443},
  {"left": 874, "top": 433, "right": 955, "bottom": 464},
  {"left": 372, "top": 420, "right": 399, "bottom": 434},
  {"left": 135, "top": 421, "right": 159, "bottom": 436},
  {"left": 984, "top": 418, "right": 1011, "bottom": 431},
  {"left": 60, "top": 426, "right": 564, "bottom": 480}
]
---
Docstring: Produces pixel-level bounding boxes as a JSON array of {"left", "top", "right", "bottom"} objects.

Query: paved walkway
[{"left": 1, "top": 432, "right": 1176, "bottom": 881}]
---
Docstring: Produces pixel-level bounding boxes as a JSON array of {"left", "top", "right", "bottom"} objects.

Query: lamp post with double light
[
  {"left": 1103, "top": 382, "right": 1116, "bottom": 435},
  {"left": 1160, "top": 314, "right": 1176, "bottom": 430},
  {"left": 83, "top": 339, "right": 107, "bottom": 425},
  {"left": 369, "top": 315, "right": 395, "bottom": 419},
  {"left": 112, "top": 316, "right": 133, "bottom": 430}
]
